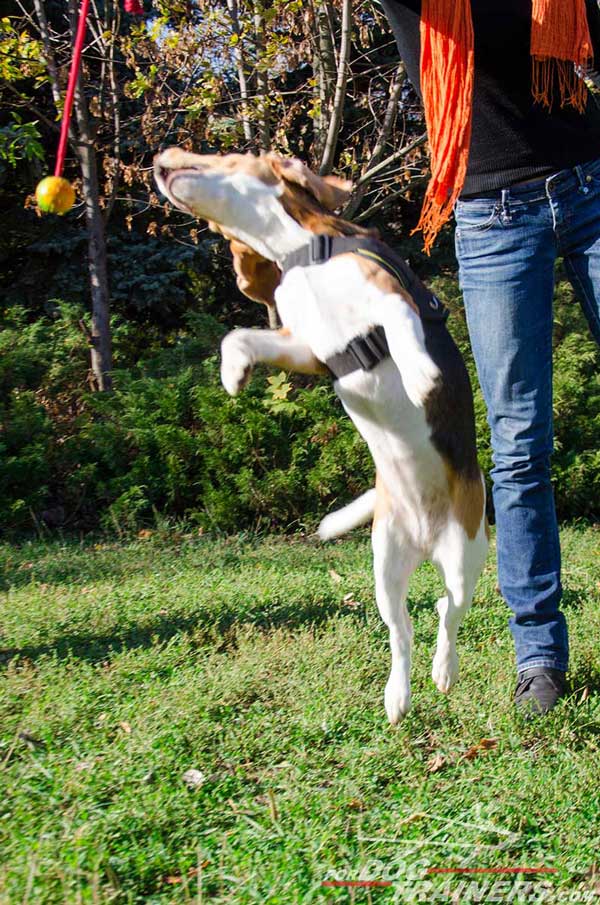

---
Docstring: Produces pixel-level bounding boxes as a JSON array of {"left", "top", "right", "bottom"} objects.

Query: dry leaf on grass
[
  {"left": 164, "top": 863, "right": 210, "bottom": 885},
  {"left": 397, "top": 812, "right": 427, "bottom": 826},
  {"left": 462, "top": 738, "right": 498, "bottom": 761},
  {"left": 182, "top": 768, "right": 206, "bottom": 788},
  {"left": 427, "top": 752, "right": 446, "bottom": 773},
  {"left": 342, "top": 592, "right": 363, "bottom": 609},
  {"left": 329, "top": 569, "right": 343, "bottom": 584},
  {"left": 190, "top": 862, "right": 210, "bottom": 874}
]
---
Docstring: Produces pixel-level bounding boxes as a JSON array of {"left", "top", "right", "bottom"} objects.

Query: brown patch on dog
[
  {"left": 278, "top": 180, "right": 377, "bottom": 239},
  {"left": 344, "top": 254, "right": 419, "bottom": 315},
  {"left": 266, "top": 345, "right": 328, "bottom": 376},
  {"left": 263, "top": 324, "right": 326, "bottom": 374},
  {"left": 421, "top": 324, "right": 481, "bottom": 498},
  {"left": 445, "top": 464, "right": 485, "bottom": 540},
  {"left": 228, "top": 238, "right": 281, "bottom": 306},
  {"left": 265, "top": 154, "right": 353, "bottom": 211},
  {"left": 373, "top": 472, "right": 392, "bottom": 527}
]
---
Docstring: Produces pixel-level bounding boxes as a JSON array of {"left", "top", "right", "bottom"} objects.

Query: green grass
[{"left": 1, "top": 526, "right": 599, "bottom": 904}]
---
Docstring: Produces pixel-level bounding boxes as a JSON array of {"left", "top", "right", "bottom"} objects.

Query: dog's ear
[
  {"left": 229, "top": 238, "right": 281, "bottom": 307},
  {"left": 265, "top": 153, "right": 353, "bottom": 211}
]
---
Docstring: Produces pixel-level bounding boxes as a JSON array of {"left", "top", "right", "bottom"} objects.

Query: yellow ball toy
[{"left": 35, "top": 176, "right": 76, "bottom": 215}]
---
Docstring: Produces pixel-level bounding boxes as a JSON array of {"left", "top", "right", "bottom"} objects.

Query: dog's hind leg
[
  {"left": 372, "top": 477, "right": 421, "bottom": 724},
  {"left": 431, "top": 516, "right": 488, "bottom": 694}
]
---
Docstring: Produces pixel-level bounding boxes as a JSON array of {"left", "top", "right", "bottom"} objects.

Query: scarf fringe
[
  {"left": 412, "top": 189, "right": 456, "bottom": 256},
  {"left": 532, "top": 57, "right": 589, "bottom": 112}
]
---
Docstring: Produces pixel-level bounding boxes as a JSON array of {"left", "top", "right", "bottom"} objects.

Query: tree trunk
[
  {"left": 69, "top": 0, "right": 113, "bottom": 391},
  {"left": 313, "top": 1, "right": 337, "bottom": 159},
  {"left": 77, "top": 140, "right": 113, "bottom": 391},
  {"left": 227, "top": 0, "right": 254, "bottom": 142}
]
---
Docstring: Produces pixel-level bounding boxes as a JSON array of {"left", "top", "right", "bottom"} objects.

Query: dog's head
[
  {"left": 154, "top": 149, "right": 360, "bottom": 306},
  {"left": 154, "top": 148, "right": 353, "bottom": 224}
]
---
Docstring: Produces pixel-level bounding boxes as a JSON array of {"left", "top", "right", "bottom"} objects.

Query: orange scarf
[{"left": 416, "top": 0, "right": 593, "bottom": 253}]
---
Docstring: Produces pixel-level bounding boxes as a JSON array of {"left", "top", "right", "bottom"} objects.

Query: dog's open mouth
[
  {"left": 157, "top": 165, "right": 202, "bottom": 193},
  {"left": 154, "top": 162, "right": 209, "bottom": 215}
]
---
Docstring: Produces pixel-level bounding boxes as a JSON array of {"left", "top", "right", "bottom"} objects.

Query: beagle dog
[{"left": 154, "top": 149, "right": 488, "bottom": 724}]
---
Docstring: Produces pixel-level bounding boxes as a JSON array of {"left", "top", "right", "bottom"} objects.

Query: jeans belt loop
[{"left": 500, "top": 188, "right": 512, "bottom": 224}]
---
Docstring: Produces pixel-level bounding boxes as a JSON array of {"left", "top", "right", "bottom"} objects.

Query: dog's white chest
[{"left": 275, "top": 258, "right": 378, "bottom": 360}]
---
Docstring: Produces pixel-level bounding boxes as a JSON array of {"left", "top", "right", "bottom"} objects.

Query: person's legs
[
  {"left": 552, "top": 159, "right": 600, "bottom": 344},
  {"left": 454, "top": 188, "right": 569, "bottom": 676}
]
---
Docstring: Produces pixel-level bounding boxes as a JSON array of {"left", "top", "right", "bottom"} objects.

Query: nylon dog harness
[{"left": 280, "top": 235, "right": 448, "bottom": 379}]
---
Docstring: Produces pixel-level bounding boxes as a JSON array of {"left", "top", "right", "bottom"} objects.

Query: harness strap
[
  {"left": 325, "top": 325, "right": 390, "bottom": 379},
  {"left": 279, "top": 235, "right": 448, "bottom": 380}
]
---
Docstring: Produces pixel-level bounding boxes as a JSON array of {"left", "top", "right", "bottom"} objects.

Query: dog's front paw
[
  {"left": 401, "top": 354, "right": 441, "bottom": 408},
  {"left": 221, "top": 331, "right": 255, "bottom": 396}
]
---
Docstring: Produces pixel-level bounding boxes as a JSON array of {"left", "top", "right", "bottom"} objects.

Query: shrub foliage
[{"left": 1, "top": 264, "right": 598, "bottom": 535}]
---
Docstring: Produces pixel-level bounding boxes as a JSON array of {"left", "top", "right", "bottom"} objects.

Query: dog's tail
[{"left": 317, "top": 488, "right": 376, "bottom": 540}]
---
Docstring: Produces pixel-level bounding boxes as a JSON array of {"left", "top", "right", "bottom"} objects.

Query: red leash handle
[{"left": 54, "top": 0, "right": 90, "bottom": 177}]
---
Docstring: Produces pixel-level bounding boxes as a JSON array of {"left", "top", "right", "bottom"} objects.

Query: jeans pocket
[{"left": 454, "top": 200, "right": 500, "bottom": 233}]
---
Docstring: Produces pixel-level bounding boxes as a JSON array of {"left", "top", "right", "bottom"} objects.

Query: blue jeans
[{"left": 454, "top": 156, "right": 600, "bottom": 675}]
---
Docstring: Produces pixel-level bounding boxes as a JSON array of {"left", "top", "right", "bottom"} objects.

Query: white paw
[
  {"left": 384, "top": 674, "right": 411, "bottom": 725},
  {"left": 220, "top": 332, "right": 255, "bottom": 396},
  {"left": 431, "top": 648, "right": 459, "bottom": 694},
  {"left": 401, "top": 353, "right": 441, "bottom": 408}
]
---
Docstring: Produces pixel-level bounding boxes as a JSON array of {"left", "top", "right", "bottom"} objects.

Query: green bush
[
  {"left": 0, "top": 303, "right": 372, "bottom": 533},
  {"left": 1, "top": 271, "right": 598, "bottom": 536}
]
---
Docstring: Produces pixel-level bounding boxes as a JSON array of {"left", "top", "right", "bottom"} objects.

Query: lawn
[{"left": 1, "top": 526, "right": 599, "bottom": 904}]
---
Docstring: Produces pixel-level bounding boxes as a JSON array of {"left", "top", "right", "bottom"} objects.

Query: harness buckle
[
  {"left": 348, "top": 327, "right": 388, "bottom": 371},
  {"left": 309, "top": 234, "right": 332, "bottom": 264}
]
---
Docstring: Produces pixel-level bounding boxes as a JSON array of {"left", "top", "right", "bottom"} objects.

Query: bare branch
[
  {"left": 31, "top": 0, "right": 66, "bottom": 109},
  {"left": 319, "top": 0, "right": 352, "bottom": 175},
  {"left": 1, "top": 80, "right": 61, "bottom": 135},
  {"left": 253, "top": 1, "right": 270, "bottom": 150},
  {"left": 103, "top": 8, "right": 121, "bottom": 224},
  {"left": 344, "top": 62, "right": 406, "bottom": 218},
  {"left": 312, "top": 0, "right": 337, "bottom": 157},
  {"left": 355, "top": 175, "right": 427, "bottom": 222},
  {"left": 356, "top": 132, "right": 427, "bottom": 187},
  {"left": 227, "top": 0, "right": 254, "bottom": 142}
]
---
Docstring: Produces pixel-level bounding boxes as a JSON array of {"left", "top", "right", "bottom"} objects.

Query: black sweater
[{"left": 379, "top": 0, "right": 600, "bottom": 196}]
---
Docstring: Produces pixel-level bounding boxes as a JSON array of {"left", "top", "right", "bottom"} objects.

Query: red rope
[
  {"left": 53, "top": 0, "right": 143, "bottom": 178},
  {"left": 54, "top": 0, "right": 91, "bottom": 177}
]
